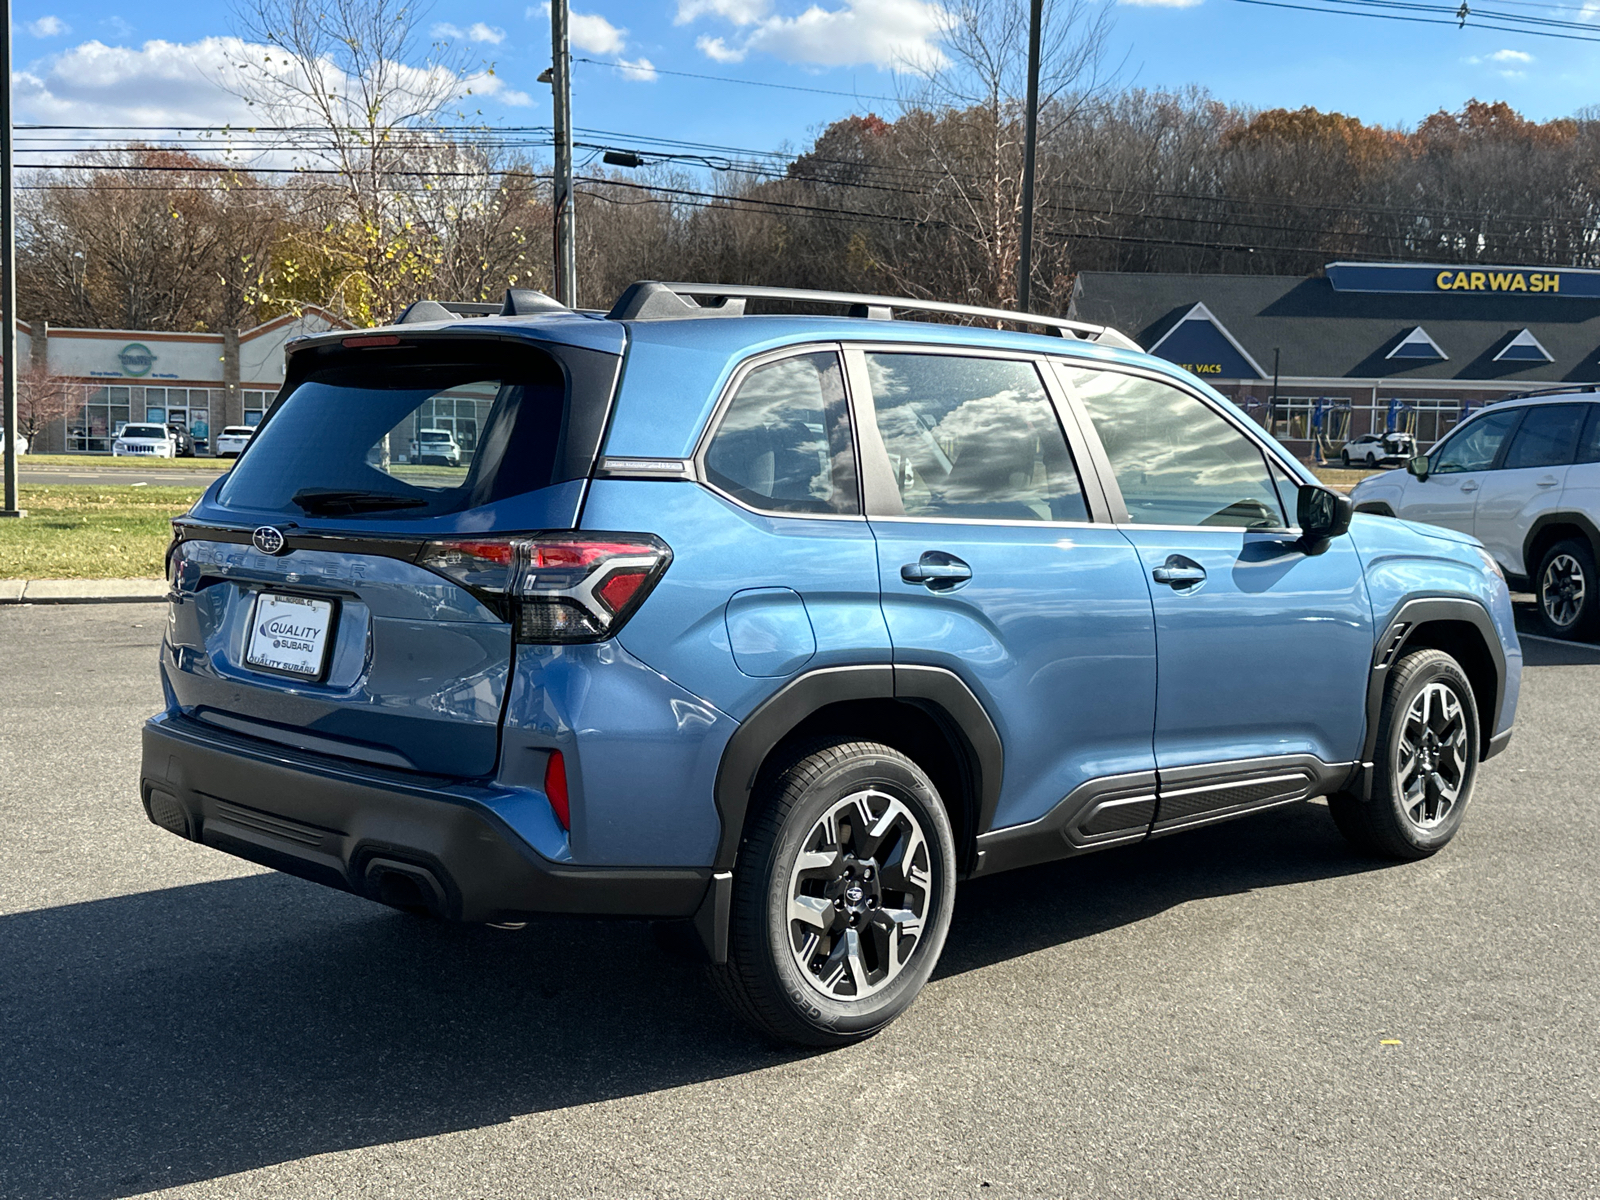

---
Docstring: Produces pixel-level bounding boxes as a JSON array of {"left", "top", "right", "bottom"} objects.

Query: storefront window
[
  {"left": 242, "top": 391, "right": 269, "bottom": 426},
  {"left": 146, "top": 387, "right": 214, "bottom": 451},
  {"left": 74, "top": 387, "right": 131, "bottom": 452}
]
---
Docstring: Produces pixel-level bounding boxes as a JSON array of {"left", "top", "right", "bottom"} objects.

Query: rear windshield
[
  {"left": 122, "top": 425, "right": 167, "bottom": 439},
  {"left": 221, "top": 427, "right": 254, "bottom": 436},
  {"left": 218, "top": 343, "right": 570, "bottom": 518}
]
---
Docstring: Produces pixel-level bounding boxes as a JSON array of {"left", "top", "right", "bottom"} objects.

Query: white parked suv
[
  {"left": 111, "top": 424, "right": 176, "bottom": 458},
  {"left": 1350, "top": 391, "right": 1600, "bottom": 639},
  {"left": 1341, "top": 432, "right": 1416, "bottom": 467},
  {"left": 408, "top": 427, "right": 462, "bottom": 466},
  {"left": 214, "top": 426, "right": 256, "bottom": 458}
]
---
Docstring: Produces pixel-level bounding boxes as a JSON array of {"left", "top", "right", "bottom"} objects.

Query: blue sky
[{"left": 8, "top": 0, "right": 1599, "bottom": 164}]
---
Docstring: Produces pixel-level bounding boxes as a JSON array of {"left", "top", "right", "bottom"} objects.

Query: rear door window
[
  {"left": 218, "top": 344, "right": 571, "bottom": 518},
  {"left": 1499, "top": 404, "right": 1587, "bottom": 470},
  {"left": 858, "top": 352, "right": 1088, "bottom": 522}
]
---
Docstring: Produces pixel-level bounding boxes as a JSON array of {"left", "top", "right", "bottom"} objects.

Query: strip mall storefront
[
  {"left": 12, "top": 307, "right": 348, "bottom": 454},
  {"left": 1068, "top": 262, "right": 1600, "bottom": 458}
]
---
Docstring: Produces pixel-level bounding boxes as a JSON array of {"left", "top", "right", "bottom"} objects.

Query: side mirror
[
  {"left": 1407, "top": 454, "right": 1431, "bottom": 480},
  {"left": 1297, "top": 483, "right": 1353, "bottom": 547}
]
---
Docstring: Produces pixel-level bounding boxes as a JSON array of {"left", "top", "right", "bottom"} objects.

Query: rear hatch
[{"left": 164, "top": 327, "right": 623, "bottom": 777}]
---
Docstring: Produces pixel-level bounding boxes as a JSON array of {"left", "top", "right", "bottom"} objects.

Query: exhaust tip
[{"left": 363, "top": 857, "right": 449, "bottom": 918}]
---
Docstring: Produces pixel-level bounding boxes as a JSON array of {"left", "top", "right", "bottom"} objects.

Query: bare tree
[
  {"left": 13, "top": 359, "right": 77, "bottom": 451},
  {"left": 226, "top": 0, "right": 479, "bottom": 322}
]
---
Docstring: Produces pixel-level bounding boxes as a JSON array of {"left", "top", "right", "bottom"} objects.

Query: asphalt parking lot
[
  {"left": 2, "top": 603, "right": 1597, "bottom": 1199},
  {"left": 19, "top": 466, "right": 229, "bottom": 487}
]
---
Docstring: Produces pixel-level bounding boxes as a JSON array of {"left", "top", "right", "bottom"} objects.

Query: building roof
[{"left": 1067, "top": 270, "right": 1600, "bottom": 384}]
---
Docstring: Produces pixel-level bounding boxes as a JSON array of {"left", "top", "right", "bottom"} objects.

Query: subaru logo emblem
[{"left": 252, "top": 526, "right": 287, "bottom": 555}]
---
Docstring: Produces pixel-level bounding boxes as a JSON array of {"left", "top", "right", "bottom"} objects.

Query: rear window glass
[{"left": 219, "top": 345, "right": 568, "bottom": 518}]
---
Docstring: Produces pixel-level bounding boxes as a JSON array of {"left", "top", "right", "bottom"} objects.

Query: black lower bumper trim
[
  {"left": 141, "top": 713, "right": 711, "bottom": 924},
  {"left": 1484, "top": 727, "right": 1514, "bottom": 761}
]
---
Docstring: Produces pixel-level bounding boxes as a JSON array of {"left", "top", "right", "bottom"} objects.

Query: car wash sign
[{"left": 1327, "top": 261, "right": 1600, "bottom": 299}]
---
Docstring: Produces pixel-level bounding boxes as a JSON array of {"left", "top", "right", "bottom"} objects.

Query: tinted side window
[
  {"left": 1578, "top": 405, "right": 1600, "bottom": 465},
  {"left": 859, "top": 353, "right": 1088, "bottom": 522},
  {"left": 1432, "top": 408, "right": 1521, "bottom": 474},
  {"left": 704, "top": 351, "right": 859, "bottom": 515},
  {"left": 1502, "top": 404, "right": 1587, "bottom": 470},
  {"left": 1065, "top": 368, "right": 1284, "bottom": 529}
]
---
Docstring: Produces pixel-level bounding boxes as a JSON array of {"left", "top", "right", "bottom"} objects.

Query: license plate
[{"left": 245, "top": 592, "right": 336, "bottom": 679}]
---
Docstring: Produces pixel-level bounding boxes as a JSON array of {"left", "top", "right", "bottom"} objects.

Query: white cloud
[
  {"left": 616, "top": 56, "right": 657, "bottom": 81},
  {"left": 101, "top": 16, "right": 134, "bottom": 38},
  {"left": 529, "top": 4, "right": 628, "bottom": 54},
  {"left": 26, "top": 15, "right": 70, "bottom": 36},
  {"left": 753, "top": 0, "right": 954, "bottom": 69},
  {"left": 1489, "top": 48, "right": 1533, "bottom": 62},
  {"left": 1118, "top": 0, "right": 1204, "bottom": 8},
  {"left": 696, "top": 34, "right": 746, "bottom": 62},
  {"left": 677, "top": 0, "right": 771, "bottom": 22},
  {"left": 571, "top": 11, "right": 627, "bottom": 53},
  {"left": 12, "top": 36, "right": 532, "bottom": 133},
  {"left": 433, "top": 22, "right": 508, "bottom": 44},
  {"left": 684, "top": 0, "right": 953, "bottom": 69}
]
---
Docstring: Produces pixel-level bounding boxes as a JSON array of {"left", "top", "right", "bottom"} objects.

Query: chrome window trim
[
  {"left": 689, "top": 342, "right": 867, "bottom": 521},
  {"left": 867, "top": 514, "right": 1101, "bottom": 531}
]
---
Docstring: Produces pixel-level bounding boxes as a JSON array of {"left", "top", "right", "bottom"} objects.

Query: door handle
[
  {"left": 1152, "top": 556, "right": 1207, "bottom": 588},
  {"left": 901, "top": 552, "right": 972, "bottom": 590},
  {"left": 1537, "top": 476, "right": 1560, "bottom": 488},
  {"left": 1460, "top": 481, "right": 1480, "bottom": 493}
]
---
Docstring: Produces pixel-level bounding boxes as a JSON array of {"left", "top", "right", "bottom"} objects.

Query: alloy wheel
[
  {"left": 786, "top": 789, "right": 932, "bottom": 1001},
  {"left": 1396, "top": 681, "right": 1470, "bottom": 830},
  {"left": 1541, "top": 553, "right": 1586, "bottom": 630}
]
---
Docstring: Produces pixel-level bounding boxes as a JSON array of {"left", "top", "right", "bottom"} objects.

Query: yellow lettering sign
[
  {"left": 1432, "top": 269, "right": 1560, "bottom": 294},
  {"left": 1180, "top": 363, "right": 1223, "bottom": 374}
]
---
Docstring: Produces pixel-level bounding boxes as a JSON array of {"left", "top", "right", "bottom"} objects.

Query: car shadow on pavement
[
  {"left": 938, "top": 798, "right": 1382, "bottom": 978},
  {"left": 0, "top": 801, "right": 1388, "bottom": 1200}
]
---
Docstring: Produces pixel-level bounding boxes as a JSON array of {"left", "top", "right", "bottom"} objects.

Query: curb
[{"left": 0, "top": 579, "right": 168, "bottom": 604}]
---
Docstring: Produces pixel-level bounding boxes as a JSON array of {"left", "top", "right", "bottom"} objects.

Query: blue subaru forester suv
[{"left": 143, "top": 282, "right": 1520, "bottom": 1046}]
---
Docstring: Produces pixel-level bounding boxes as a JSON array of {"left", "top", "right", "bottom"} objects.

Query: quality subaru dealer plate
[{"left": 244, "top": 592, "right": 337, "bottom": 679}]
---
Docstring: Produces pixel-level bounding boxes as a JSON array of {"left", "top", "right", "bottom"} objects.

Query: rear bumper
[{"left": 140, "top": 712, "right": 712, "bottom": 924}]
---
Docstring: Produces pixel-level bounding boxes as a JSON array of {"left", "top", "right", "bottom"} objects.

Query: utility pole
[
  {"left": 1016, "top": 0, "right": 1043, "bottom": 315},
  {"left": 1, "top": 0, "right": 23, "bottom": 518},
  {"left": 550, "top": 0, "right": 577, "bottom": 308}
]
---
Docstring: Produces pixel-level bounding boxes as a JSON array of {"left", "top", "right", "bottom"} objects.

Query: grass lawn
[
  {"left": 0, "top": 485, "right": 203, "bottom": 579},
  {"left": 19, "top": 454, "right": 229, "bottom": 471},
  {"left": 1311, "top": 465, "right": 1390, "bottom": 487}
]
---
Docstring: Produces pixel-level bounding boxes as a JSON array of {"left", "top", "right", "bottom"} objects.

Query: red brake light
[
  {"left": 417, "top": 533, "right": 672, "bottom": 644},
  {"left": 544, "top": 751, "right": 570, "bottom": 830},
  {"left": 597, "top": 569, "right": 649, "bottom": 613}
]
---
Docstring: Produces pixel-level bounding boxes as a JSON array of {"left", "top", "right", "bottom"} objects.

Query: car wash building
[
  {"left": 9, "top": 306, "right": 349, "bottom": 454},
  {"left": 1067, "top": 262, "right": 1600, "bottom": 459}
]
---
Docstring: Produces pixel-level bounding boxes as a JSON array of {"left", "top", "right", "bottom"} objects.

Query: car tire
[
  {"left": 1341, "top": 451, "right": 1350, "bottom": 467},
  {"left": 709, "top": 739, "right": 957, "bottom": 1047},
  {"left": 1535, "top": 538, "right": 1598, "bottom": 641},
  {"left": 1328, "top": 649, "right": 1480, "bottom": 860}
]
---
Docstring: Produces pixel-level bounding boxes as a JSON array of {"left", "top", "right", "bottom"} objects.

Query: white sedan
[
  {"left": 0, "top": 429, "right": 26, "bottom": 456},
  {"left": 112, "top": 424, "right": 177, "bottom": 458}
]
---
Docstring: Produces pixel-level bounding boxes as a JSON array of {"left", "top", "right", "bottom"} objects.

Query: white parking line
[{"left": 1519, "top": 631, "right": 1600, "bottom": 649}]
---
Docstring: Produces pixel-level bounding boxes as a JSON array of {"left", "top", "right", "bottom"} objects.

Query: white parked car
[
  {"left": 1350, "top": 391, "right": 1600, "bottom": 639},
  {"left": 0, "top": 429, "right": 26, "bottom": 456},
  {"left": 1340, "top": 432, "right": 1416, "bottom": 467},
  {"left": 214, "top": 426, "right": 257, "bottom": 458},
  {"left": 112, "top": 424, "right": 177, "bottom": 458},
  {"left": 409, "top": 428, "right": 462, "bottom": 466}
]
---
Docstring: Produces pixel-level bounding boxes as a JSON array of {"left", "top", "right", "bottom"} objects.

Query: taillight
[
  {"left": 417, "top": 533, "right": 672, "bottom": 644},
  {"left": 544, "top": 750, "right": 570, "bottom": 829}
]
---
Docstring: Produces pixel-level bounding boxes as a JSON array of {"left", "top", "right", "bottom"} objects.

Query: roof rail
[
  {"left": 396, "top": 288, "right": 568, "bottom": 325},
  {"left": 1491, "top": 383, "right": 1600, "bottom": 403},
  {"left": 606, "top": 281, "right": 1142, "bottom": 351}
]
